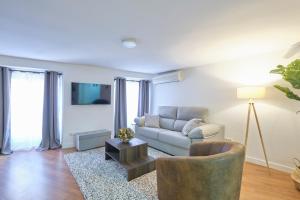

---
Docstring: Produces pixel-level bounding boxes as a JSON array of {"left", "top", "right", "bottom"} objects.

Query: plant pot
[
  {"left": 295, "top": 166, "right": 300, "bottom": 176},
  {"left": 291, "top": 169, "right": 300, "bottom": 191},
  {"left": 292, "top": 158, "right": 300, "bottom": 191}
]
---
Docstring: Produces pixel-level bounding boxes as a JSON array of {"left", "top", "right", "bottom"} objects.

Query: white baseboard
[
  {"left": 225, "top": 137, "right": 293, "bottom": 173},
  {"left": 62, "top": 141, "right": 75, "bottom": 149},
  {"left": 62, "top": 136, "right": 293, "bottom": 173},
  {"left": 246, "top": 156, "right": 293, "bottom": 173}
]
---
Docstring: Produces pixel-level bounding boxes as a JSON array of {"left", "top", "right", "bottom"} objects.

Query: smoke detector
[{"left": 122, "top": 38, "right": 137, "bottom": 48}]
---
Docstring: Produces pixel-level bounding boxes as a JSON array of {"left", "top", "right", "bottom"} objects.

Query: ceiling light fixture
[{"left": 122, "top": 38, "right": 137, "bottom": 48}]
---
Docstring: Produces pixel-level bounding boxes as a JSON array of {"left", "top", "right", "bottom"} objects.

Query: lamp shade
[{"left": 237, "top": 87, "right": 266, "bottom": 99}]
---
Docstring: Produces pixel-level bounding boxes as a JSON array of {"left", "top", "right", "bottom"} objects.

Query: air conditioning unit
[{"left": 152, "top": 71, "right": 184, "bottom": 84}]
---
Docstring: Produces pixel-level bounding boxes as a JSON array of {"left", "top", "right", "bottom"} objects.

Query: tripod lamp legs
[{"left": 244, "top": 102, "right": 270, "bottom": 174}]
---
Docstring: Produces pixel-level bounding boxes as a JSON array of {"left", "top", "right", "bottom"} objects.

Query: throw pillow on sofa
[
  {"left": 182, "top": 118, "right": 202, "bottom": 136},
  {"left": 145, "top": 114, "right": 160, "bottom": 128},
  {"left": 134, "top": 116, "right": 145, "bottom": 126}
]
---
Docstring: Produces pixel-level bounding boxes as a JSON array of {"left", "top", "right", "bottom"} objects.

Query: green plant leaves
[
  {"left": 270, "top": 59, "right": 300, "bottom": 102},
  {"left": 271, "top": 59, "right": 300, "bottom": 89},
  {"left": 274, "top": 85, "right": 300, "bottom": 101},
  {"left": 270, "top": 65, "right": 285, "bottom": 74},
  {"left": 284, "top": 60, "right": 300, "bottom": 89}
]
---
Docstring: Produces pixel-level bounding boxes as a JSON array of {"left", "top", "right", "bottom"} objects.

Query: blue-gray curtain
[
  {"left": 114, "top": 77, "right": 127, "bottom": 137},
  {"left": 0, "top": 67, "right": 12, "bottom": 155},
  {"left": 138, "top": 80, "right": 150, "bottom": 117},
  {"left": 38, "top": 71, "right": 62, "bottom": 150}
]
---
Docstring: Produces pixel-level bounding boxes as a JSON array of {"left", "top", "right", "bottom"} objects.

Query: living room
[{"left": 0, "top": 1, "right": 300, "bottom": 200}]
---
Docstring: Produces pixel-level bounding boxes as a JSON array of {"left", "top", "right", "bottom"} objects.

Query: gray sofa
[{"left": 134, "top": 106, "right": 224, "bottom": 156}]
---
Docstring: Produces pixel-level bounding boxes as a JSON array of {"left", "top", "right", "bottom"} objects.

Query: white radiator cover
[{"left": 74, "top": 129, "right": 111, "bottom": 151}]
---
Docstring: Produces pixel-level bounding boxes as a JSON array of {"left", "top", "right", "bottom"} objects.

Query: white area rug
[{"left": 64, "top": 147, "right": 169, "bottom": 200}]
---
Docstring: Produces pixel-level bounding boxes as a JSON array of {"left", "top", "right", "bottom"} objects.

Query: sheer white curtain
[
  {"left": 11, "top": 71, "right": 44, "bottom": 151},
  {"left": 126, "top": 81, "right": 139, "bottom": 128}
]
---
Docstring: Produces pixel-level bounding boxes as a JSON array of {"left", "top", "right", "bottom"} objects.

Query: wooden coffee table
[{"left": 105, "top": 138, "right": 156, "bottom": 181}]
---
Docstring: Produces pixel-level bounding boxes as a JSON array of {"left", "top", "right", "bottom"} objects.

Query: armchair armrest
[
  {"left": 188, "top": 123, "right": 222, "bottom": 139},
  {"left": 134, "top": 116, "right": 145, "bottom": 127}
]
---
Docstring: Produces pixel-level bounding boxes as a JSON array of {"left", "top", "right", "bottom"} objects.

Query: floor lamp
[{"left": 237, "top": 87, "right": 270, "bottom": 173}]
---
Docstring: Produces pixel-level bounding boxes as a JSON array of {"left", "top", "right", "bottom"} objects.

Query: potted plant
[
  {"left": 270, "top": 59, "right": 300, "bottom": 190},
  {"left": 118, "top": 128, "right": 134, "bottom": 143},
  {"left": 270, "top": 59, "right": 300, "bottom": 104},
  {"left": 291, "top": 158, "right": 300, "bottom": 190}
]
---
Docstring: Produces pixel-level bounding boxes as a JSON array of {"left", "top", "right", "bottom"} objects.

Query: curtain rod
[
  {"left": 10, "top": 69, "right": 44, "bottom": 74},
  {"left": 125, "top": 79, "right": 140, "bottom": 82},
  {"left": 113, "top": 78, "right": 151, "bottom": 82},
  {"left": 10, "top": 69, "right": 63, "bottom": 75}
]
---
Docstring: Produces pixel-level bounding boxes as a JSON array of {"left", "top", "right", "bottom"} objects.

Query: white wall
[
  {"left": 0, "top": 55, "right": 153, "bottom": 148},
  {"left": 152, "top": 52, "right": 300, "bottom": 172}
]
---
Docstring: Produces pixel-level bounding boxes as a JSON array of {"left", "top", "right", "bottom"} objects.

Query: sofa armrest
[
  {"left": 188, "top": 123, "right": 222, "bottom": 139},
  {"left": 187, "top": 127, "right": 203, "bottom": 139},
  {"left": 134, "top": 116, "right": 145, "bottom": 127}
]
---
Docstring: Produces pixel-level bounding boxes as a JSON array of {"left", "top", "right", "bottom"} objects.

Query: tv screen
[{"left": 71, "top": 82, "right": 111, "bottom": 105}]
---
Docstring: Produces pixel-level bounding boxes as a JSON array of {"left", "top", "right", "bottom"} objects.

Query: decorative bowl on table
[{"left": 118, "top": 128, "right": 134, "bottom": 143}]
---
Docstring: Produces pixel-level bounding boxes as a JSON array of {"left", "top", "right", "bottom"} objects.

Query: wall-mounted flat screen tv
[{"left": 71, "top": 82, "right": 111, "bottom": 105}]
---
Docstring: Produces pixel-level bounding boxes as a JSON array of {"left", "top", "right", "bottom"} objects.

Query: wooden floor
[
  {"left": 0, "top": 149, "right": 83, "bottom": 200},
  {"left": 0, "top": 149, "right": 299, "bottom": 200}
]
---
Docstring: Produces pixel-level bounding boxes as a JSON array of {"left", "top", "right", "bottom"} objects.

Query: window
[
  {"left": 11, "top": 71, "right": 45, "bottom": 151},
  {"left": 126, "top": 81, "right": 139, "bottom": 128}
]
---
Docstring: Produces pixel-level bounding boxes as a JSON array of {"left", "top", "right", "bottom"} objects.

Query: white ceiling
[{"left": 0, "top": 0, "right": 299, "bottom": 74}]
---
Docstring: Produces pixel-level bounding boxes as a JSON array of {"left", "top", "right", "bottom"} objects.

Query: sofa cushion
[
  {"left": 158, "top": 130, "right": 191, "bottom": 149},
  {"left": 177, "top": 107, "right": 208, "bottom": 121},
  {"left": 134, "top": 116, "right": 145, "bottom": 127},
  {"left": 198, "top": 124, "right": 221, "bottom": 138},
  {"left": 182, "top": 118, "right": 202, "bottom": 136},
  {"left": 145, "top": 114, "right": 160, "bottom": 128},
  {"left": 136, "top": 127, "right": 163, "bottom": 140},
  {"left": 187, "top": 127, "right": 204, "bottom": 139},
  {"left": 173, "top": 120, "right": 187, "bottom": 132},
  {"left": 159, "top": 106, "right": 177, "bottom": 119},
  {"left": 187, "top": 124, "right": 220, "bottom": 139},
  {"left": 160, "top": 118, "right": 175, "bottom": 130}
]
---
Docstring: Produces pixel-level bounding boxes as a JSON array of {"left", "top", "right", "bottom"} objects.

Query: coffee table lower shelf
[
  {"left": 105, "top": 152, "right": 155, "bottom": 181},
  {"left": 105, "top": 138, "right": 156, "bottom": 181}
]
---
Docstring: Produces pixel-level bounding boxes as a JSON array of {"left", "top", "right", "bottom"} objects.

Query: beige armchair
[{"left": 156, "top": 141, "right": 245, "bottom": 200}]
